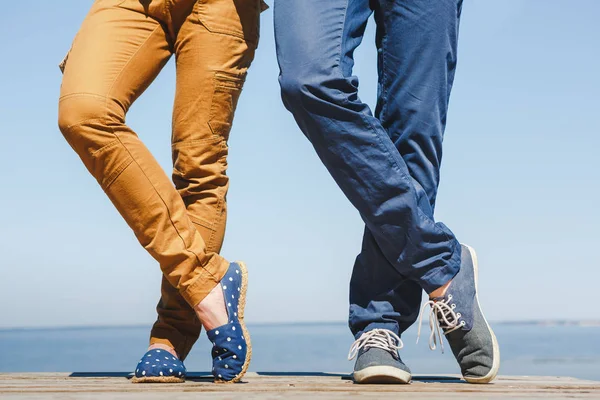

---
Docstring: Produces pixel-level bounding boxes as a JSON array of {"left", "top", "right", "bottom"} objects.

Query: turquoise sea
[{"left": 1, "top": 323, "right": 599, "bottom": 381}]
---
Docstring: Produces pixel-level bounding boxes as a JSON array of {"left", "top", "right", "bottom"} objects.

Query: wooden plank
[{"left": 1, "top": 373, "right": 599, "bottom": 399}]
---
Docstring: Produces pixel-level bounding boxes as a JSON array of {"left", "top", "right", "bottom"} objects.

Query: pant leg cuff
[
  {"left": 149, "top": 336, "right": 181, "bottom": 353},
  {"left": 354, "top": 322, "right": 401, "bottom": 339},
  {"left": 420, "top": 240, "right": 462, "bottom": 294},
  {"left": 180, "top": 256, "right": 229, "bottom": 307}
]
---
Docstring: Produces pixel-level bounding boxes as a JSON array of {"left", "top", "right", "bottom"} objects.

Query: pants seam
[
  {"left": 379, "top": 16, "right": 389, "bottom": 127},
  {"left": 59, "top": 92, "right": 107, "bottom": 102},
  {"left": 105, "top": 24, "right": 164, "bottom": 101},
  {"left": 61, "top": 117, "right": 105, "bottom": 134},
  {"left": 336, "top": 0, "right": 349, "bottom": 69}
]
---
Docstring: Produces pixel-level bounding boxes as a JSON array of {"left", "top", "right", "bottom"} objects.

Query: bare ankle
[
  {"left": 194, "top": 283, "right": 229, "bottom": 331},
  {"left": 430, "top": 280, "right": 452, "bottom": 299}
]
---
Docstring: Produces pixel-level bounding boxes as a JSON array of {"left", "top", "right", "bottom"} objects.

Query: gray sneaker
[
  {"left": 418, "top": 244, "right": 500, "bottom": 383},
  {"left": 348, "top": 329, "right": 411, "bottom": 384}
]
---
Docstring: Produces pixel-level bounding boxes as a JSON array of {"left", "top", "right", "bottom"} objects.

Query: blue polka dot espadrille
[
  {"left": 131, "top": 348, "right": 186, "bottom": 383},
  {"left": 206, "top": 261, "right": 251, "bottom": 383}
]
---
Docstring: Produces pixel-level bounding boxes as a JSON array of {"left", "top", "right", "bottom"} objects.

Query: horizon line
[{"left": 2, "top": 319, "right": 600, "bottom": 332}]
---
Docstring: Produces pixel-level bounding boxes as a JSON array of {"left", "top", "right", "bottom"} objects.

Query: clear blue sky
[{"left": 0, "top": 1, "right": 598, "bottom": 329}]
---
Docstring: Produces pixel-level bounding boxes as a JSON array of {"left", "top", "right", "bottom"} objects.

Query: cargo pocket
[
  {"left": 208, "top": 71, "right": 246, "bottom": 142},
  {"left": 196, "top": 0, "right": 261, "bottom": 47}
]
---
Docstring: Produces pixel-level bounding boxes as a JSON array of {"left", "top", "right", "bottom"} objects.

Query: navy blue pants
[{"left": 275, "top": 0, "right": 464, "bottom": 337}]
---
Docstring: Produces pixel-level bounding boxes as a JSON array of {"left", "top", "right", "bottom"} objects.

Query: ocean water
[{"left": 1, "top": 323, "right": 599, "bottom": 381}]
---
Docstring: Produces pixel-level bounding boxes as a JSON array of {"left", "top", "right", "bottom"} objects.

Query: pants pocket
[
  {"left": 59, "top": 52, "right": 69, "bottom": 73},
  {"left": 196, "top": 0, "right": 261, "bottom": 47},
  {"left": 59, "top": 0, "right": 128, "bottom": 74},
  {"left": 208, "top": 71, "right": 246, "bottom": 141}
]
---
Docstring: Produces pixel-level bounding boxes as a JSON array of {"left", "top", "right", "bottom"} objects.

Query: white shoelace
[
  {"left": 347, "top": 329, "right": 404, "bottom": 361},
  {"left": 416, "top": 294, "right": 466, "bottom": 353}
]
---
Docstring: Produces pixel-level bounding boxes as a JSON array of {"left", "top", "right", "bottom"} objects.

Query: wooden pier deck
[{"left": 1, "top": 372, "right": 599, "bottom": 399}]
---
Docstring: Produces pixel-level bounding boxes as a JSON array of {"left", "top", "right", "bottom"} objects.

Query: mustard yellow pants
[{"left": 58, "top": 0, "right": 260, "bottom": 359}]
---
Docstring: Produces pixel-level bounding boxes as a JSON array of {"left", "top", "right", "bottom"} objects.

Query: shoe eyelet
[
  {"left": 451, "top": 304, "right": 456, "bottom": 309},
  {"left": 448, "top": 295, "right": 453, "bottom": 300},
  {"left": 461, "top": 321, "right": 466, "bottom": 326}
]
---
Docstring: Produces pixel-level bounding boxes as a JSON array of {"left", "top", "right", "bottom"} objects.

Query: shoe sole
[
  {"left": 463, "top": 244, "right": 500, "bottom": 384},
  {"left": 215, "top": 261, "right": 252, "bottom": 384},
  {"left": 131, "top": 376, "right": 185, "bottom": 384},
  {"left": 353, "top": 366, "right": 412, "bottom": 384}
]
